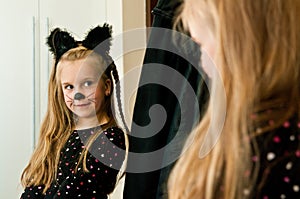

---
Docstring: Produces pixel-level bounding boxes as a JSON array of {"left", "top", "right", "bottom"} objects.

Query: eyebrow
[
  {"left": 61, "top": 82, "right": 72, "bottom": 86},
  {"left": 61, "top": 77, "right": 99, "bottom": 85}
]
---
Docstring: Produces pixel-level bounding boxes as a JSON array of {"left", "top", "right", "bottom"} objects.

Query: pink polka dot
[
  {"left": 273, "top": 136, "right": 281, "bottom": 143},
  {"left": 297, "top": 122, "right": 300, "bottom": 128},
  {"left": 283, "top": 176, "right": 290, "bottom": 183},
  {"left": 295, "top": 150, "right": 300, "bottom": 157},
  {"left": 252, "top": 156, "right": 259, "bottom": 162},
  {"left": 283, "top": 121, "right": 290, "bottom": 128}
]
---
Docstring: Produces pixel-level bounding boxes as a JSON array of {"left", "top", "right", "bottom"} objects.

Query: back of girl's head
[
  {"left": 169, "top": 0, "right": 300, "bottom": 199},
  {"left": 180, "top": 0, "right": 300, "bottom": 103}
]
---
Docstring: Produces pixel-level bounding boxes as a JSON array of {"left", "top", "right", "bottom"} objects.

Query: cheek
[
  {"left": 94, "top": 84, "right": 106, "bottom": 102},
  {"left": 63, "top": 91, "right": 72, "bottom": 106}
]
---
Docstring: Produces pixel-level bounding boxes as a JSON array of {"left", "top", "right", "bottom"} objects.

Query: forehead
[{"left": 59, "top": 58, "right": 102, "bottom": 82}]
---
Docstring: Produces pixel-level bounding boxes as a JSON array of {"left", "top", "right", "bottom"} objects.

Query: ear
[
  {"left": 104, "top": 79, "right": 112, "bottom": 96},
  {"left": 82, "top": 23, "right": 112, "bottom": 52},
  {"left": 46, "top": 28, "right": 77, "bottom": 62}
]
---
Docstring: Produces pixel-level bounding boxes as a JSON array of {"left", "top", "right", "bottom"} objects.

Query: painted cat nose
[{"left": 74, "top": 92, "right": 85, "bottom": 100}]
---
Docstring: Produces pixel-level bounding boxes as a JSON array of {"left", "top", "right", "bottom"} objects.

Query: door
[{"left": 0, "top": 0, "right": 37, "bottom": 198}]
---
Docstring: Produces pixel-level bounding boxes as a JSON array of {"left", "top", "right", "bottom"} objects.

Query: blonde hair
[
  {"left": 169, "top": 0, "right": 300, "bottom": 198},
  {"left": 21, "top": 46, "right": 126, "bottom": 193}
]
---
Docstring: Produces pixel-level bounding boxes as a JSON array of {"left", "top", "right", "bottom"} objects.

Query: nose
[{"left": 74, "top": 92, "right": 85, "bottom": 100}]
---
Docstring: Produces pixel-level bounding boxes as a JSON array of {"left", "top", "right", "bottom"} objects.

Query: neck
[{"left": 75, "top": 115, "right": 109, "bottom": 130}]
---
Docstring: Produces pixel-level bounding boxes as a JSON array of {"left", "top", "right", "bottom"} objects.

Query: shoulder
[
  {"left": 255, "top": 117, "right": 300, "bottom": 197},
  {"left": 101, "top": 126, "right": 126, "bottom": 150}
]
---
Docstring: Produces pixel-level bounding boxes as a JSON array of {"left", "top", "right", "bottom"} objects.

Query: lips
[{"left": 74, "top": 102, "right": 91, "bottom": 107}]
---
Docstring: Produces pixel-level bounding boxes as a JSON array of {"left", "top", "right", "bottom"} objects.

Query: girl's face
[
  {"left": 188, "top": 12, "right": 217, "bottom": 78},
  {"left": 59, "top": 58, "right": 111, "bottom": 123}
]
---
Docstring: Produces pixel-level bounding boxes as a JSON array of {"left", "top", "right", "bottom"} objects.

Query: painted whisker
[
  {"left": 66, "top": 95, "right": 73, "bottom": 101},
  {"left": 88, "top": 99, "right": 96, "bottom": 103},
  {"left": 86, "top": 92, "right": 95, "bottom": 98}
]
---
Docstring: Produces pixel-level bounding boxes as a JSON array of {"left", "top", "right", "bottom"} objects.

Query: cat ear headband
[{"left": 46, "top": 23, "right": 112, "bottom": 66}]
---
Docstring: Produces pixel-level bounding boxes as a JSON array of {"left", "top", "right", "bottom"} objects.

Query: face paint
[
  {"left": 74, "top": 92, "right": 85, "bottom": 100},
  {"left": 60, "top": 59, "right": 110, "bottom": 123}
]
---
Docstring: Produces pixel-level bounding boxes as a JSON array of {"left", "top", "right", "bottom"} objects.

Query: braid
[{"left": 109, "top": 62, "right": 129, "bottom": 133}]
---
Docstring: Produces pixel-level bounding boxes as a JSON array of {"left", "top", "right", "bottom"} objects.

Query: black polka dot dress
[{"left": 21, "top": 126, "right": 126, "bottom": 199}]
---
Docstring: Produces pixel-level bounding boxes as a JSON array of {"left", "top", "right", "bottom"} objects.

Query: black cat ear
[
  {"left": 82, "top": 23, "right": 112, "bottom": 52},
  {"left": 46, "top": 28, "right": 77, "bottom": 63}
]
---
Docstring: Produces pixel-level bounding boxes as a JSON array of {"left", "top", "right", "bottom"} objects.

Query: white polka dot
[
  {"left": 286, "top": 162, "right": 293, "bottom": 170},
  {"left": 293, "top": 185, "right": 300, "bottom": 192},
  {"left": 280, "top": 194, "right": 286, "bottom": 199},
  {"left": 290, "top": 135, "right": 295, "bottom": 141},
  {"left": 243, "top": 188, "right": 250, "bottom": 196},
  {"left": 267, "top": 152, "right": 276, "bottom": 161}
]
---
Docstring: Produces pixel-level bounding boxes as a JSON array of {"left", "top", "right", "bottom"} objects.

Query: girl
[
  {"left": 20, "top": 24, "right": 128, "bottom": 198},
  {"left": 168, "top": 0, "right": 300, "bottom": 198}
]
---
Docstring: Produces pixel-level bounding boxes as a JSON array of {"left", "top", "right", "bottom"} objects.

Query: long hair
[
  {"left": 21, "top": 46, "right": 127, "bottom": 193},
  {"left": 169, "top": 0, "right": 300, "bottom": 198}
]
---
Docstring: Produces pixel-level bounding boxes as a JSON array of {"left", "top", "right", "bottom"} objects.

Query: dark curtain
[{"left": 123, "top": 0, "right": 209, "bottom": 198}]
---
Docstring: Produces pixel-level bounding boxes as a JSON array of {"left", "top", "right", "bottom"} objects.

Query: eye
[
  {"left": 64, "top": 85, "right": 74, "bottom": 90},
  {"left": 84, "top": 81, "right": 93, "bottom": 87}
]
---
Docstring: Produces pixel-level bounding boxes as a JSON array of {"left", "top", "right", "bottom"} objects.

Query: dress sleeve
[
  {"left": 48, "top": 127, "right": 126, "bottom": 199},
  {"left": 20, "top": 185, "right": 45, "bottom": 199}
]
